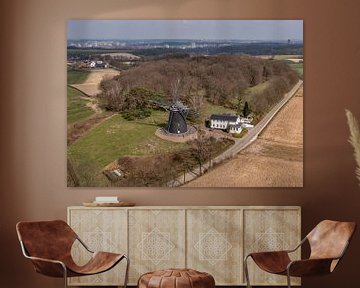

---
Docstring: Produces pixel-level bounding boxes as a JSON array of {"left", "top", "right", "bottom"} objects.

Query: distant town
[{"left": 68, "top": 38, "right": 302, "bottom": 50}]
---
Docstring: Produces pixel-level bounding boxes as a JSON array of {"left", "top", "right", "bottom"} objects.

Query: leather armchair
[
  {"left": 244, "top": 220, "right": 356, "bottom": 288},
  {"left": 16, "top": 220, "right": 129, "bottom": 288}
]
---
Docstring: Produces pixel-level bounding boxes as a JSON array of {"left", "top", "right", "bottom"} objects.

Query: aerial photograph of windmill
[{"left": 67, "top": 20, "right": 303, "bottom": 187}]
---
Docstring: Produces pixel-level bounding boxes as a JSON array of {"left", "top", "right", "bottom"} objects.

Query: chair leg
[
  {"left": 244, "top": 255, "right": 252, "bottom": 288},
  {"left": 123, "top": 255, "right": 130, "bottom": 288},
  {"left": 286, "top": 269, "right": 291, "bottom": 288},
  {"left": 62, "top": 265, "right": 68, "bottom": 288}
]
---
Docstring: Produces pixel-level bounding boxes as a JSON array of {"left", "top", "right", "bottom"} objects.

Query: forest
[{"left": 99, "top": 54, "right": 299, "bottom": 120}]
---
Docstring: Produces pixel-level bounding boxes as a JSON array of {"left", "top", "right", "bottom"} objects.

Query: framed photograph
[{"left": 67, "top": 20, "right": 303, "bottom": 187}]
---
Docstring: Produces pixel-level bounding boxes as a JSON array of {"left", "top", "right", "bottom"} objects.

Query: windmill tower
[
  {"left": 166, "top": 77, "right": 188, "bottom": 134},
  {"left": 167, "top": 101, "right": 188, "bottom": 134}
]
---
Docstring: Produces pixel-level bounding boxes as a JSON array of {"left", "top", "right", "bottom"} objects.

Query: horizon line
[{"left": 67, "top": 38, "right": 303, "bottom": 42}]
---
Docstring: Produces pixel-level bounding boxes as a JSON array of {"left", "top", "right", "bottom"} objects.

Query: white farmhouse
[
  {"left": 210, "top": 114, "right": 242, "bottom": 134},
  {"left": 89, "top": 61, "right": 96, "bottom": 68},
  {"left": 89, "top": 60, "right": 109, "bottom": 69}
]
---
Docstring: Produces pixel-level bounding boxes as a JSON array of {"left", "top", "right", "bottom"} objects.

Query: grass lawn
[
  {"left": 289, "top": 62, "right": 303, "bottom": 77},
  {"left": 68, "top": 111, "right": 186, "bottom": 172},
  {"left": 67, "top": 87, "right": 95, "bottom": 125},
  {"left": 67, "top": 69, "right": 91, "bottom": 84}
]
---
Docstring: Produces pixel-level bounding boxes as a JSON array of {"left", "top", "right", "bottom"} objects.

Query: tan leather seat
[
  {"left": 16, "top": 220, "right": 129, "bottom": 288},
  {"left": 138, "top": 268, "right": 215, "bottom": 288},
  {"left": 244, "top": 220, "right": 356, "bottom": 288}
]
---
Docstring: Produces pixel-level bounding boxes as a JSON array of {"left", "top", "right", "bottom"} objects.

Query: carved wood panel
[
  {"left": 68, "top": 208, "right": 127, "bottom": 286},
  {"left": 243, "top": 209, "right": 301, "bottom": 286},
  {"left": 68, "top": 206, "right": 300, "bottom": 286},
  {"left": 128, "top": 209, "right": 186, "bottom": 284},
  {"left": 187, "top": 209, "right": 243, "bottom": 285}
]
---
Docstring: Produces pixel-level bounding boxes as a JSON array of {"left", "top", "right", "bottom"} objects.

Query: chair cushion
[{"left": 138, "top": 269, "right": 215, "bottom": 288}]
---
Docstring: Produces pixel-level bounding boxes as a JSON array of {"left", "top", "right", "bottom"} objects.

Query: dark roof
[{"left": 210, "top": 114, "right": 238, "bottom": 122}]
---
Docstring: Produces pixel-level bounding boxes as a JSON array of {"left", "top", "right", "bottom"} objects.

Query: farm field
[
  {"left": 257, "top": 54, "right": 302, "bottom": 60},
  {"left": 186, "top": 87, "right": 303, "bottom": 187},
  {"left": 67, "top": 69, "right": 90, "bottom": 84},
  {"left": 274, "top": 54, "right": 302, "bottom": 60},
  {"left": 67, "top": 87, "right": 95, "bottom": 125},
  {"left": 69, "top": 68, "right": 120, "bottom": 96},
  {"left": 67, "top": 69, "right": 95, "bottom": 125}
]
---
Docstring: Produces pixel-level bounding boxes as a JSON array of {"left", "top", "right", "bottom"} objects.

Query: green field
[
  {"left": 68, "top": 111, "right": 186, "bottom": 174},
  {"left": 67, "top": 68, "right": 94, "bottom": 125},
  {"left": 67, "top": 69, "right": 90, "bottom": 84},
  {"left": 273, "top": 54, "right": 302, "bottom": 60},
  {"left": 289, "top": 62, "right": 303, "bottom": 77},
  {"left": 67, "top": 48, "right": 129, "bottom": 58},
  {"left": 67, "top": 87, "right": 95, "bottom": 125}
]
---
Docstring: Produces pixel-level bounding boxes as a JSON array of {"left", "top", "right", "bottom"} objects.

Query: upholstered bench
[{"left": 138, "top": 268, "right": 215, "bottom": 288}]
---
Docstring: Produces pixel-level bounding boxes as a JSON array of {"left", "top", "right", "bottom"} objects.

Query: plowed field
[{"left": 186, "top": 87, "right": 303, "bottom": 187}]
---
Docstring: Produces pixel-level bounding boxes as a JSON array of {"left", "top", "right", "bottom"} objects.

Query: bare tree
[
  {"left": 187, "top": 93, "right": 204, "bottom": 115},
  {"left": 190, "top": 128, "right": 209, "bottom": 175},
  {"left": 170, "top": 76, "right": 182, "bottom": 101}
]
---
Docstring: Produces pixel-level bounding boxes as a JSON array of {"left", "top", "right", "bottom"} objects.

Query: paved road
[{"left": 169, "top": 80, "right": 303, "bottom": 186}]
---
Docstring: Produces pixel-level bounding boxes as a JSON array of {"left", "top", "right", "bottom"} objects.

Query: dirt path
[
  {"left": 185, "top": 87, "right": 303, "bottom": 187},
  {"left": 78, "top": 96, "right": 102, "bottom": 114},
  {"left": 70, "top": 68, "right": 119, "bottom": 96}
]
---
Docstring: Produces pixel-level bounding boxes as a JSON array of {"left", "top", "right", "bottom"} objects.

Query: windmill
[
  {"left": 149, "top": 98, "right": 189, "bottom": 134},
  {"left": 150, "top": 77, "right": 189, "bottom": 135},
  {"left": 166, "top": 101, "right": 189, "bottom": 134},
  {"left": 166, "top": 77, "right": 189, "bottom": 134}
]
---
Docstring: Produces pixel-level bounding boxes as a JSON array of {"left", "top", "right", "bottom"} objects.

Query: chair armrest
[
  {"left": 287, "top": 258, "right": 336, "bottom": 277},
  {"left": 285, "top": 237, "right": 307, "bottom": 253},
  {"left": 26, "top": 255, "right": 65, "bottom": 266},
  {"left": 247, "top": 250, "right": 290, "bottom": 259},
  {"left": 245, "top": 237, "right": 306, "bottom": 259},
  {"left": 76, "top": 236, "right": 94, "bottom": 253}
]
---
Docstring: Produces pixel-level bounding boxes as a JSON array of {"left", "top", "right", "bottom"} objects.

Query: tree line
[{"left": 98, "top": 54, "right": 299, "bottom": 118}]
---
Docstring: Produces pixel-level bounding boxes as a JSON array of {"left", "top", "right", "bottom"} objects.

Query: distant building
[
  {"left": 89, "top": 60, "right": 109, "bottom": 69},
  {"left": 209, "top": 114, "right": 254, "bottom": 134},
  {"left": 229, "top": 124, "right": 242, "bottom": 134}
]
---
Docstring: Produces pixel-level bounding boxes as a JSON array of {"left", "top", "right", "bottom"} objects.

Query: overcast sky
[{"left": 68, "top": 20, "right": 303, "bottom": 41}]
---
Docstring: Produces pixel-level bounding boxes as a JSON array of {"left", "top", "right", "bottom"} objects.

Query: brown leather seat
[
  {"left": 138, "top": 268, "right": 215, "bottom": 288},
  {"left": 16, "top": 220, "right": 129, "bottom": 288},
  {"left": 244, "top": 220, "right": 356, "bottom": 288}
]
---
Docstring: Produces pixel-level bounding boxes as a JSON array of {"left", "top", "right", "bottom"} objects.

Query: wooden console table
[{"left": 67, "top": 206, "right": 301, "bottom": 286}]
